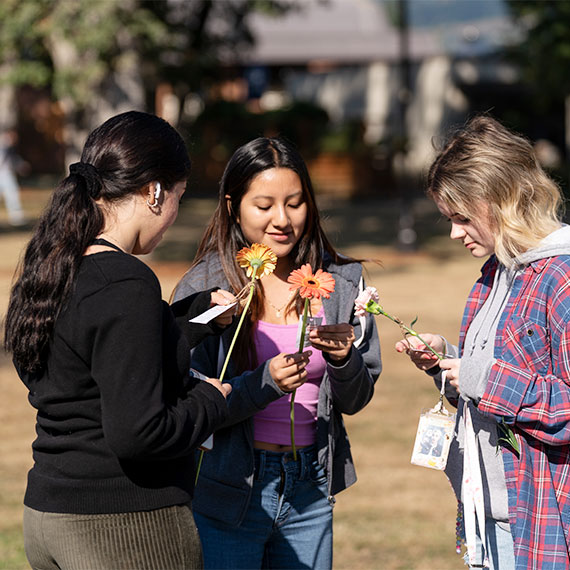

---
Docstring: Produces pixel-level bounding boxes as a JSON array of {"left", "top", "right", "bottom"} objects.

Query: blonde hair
[{"left": 427, "top": 115, "right": 564, "bottom": 266}]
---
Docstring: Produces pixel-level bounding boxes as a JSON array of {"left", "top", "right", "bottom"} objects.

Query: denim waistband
[
  {"left": 254, "top": 445, "right": 318, "bottom": 481},
  {"left": 254, "top": 444, "right": 317, "bottom": 461}
]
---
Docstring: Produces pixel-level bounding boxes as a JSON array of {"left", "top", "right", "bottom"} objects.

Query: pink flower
[{"left": 354, "top": 286, "right": 380, "bottom": 317}]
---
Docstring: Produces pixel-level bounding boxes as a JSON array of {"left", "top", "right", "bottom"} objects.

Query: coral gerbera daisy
[
  {"left": 287, "top": 264, "right": 335, "bottom": 299},
  {"left": 236, "top": 243, "right": 277, "bottom": 279}
]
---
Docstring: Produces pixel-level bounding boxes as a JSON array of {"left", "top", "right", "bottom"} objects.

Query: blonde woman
[{"left": 396, "top": 115, "right": 570, "bottom": 568}]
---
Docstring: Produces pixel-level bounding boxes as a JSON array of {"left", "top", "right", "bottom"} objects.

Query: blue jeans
[
  {"left": 195, "top": 445, "right": 333, "bottom": 569},
  {"left": 463, "top": 518, "right": 515, "bottom": 569}
]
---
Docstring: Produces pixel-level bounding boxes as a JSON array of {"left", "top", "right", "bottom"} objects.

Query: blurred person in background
[
  {"left": 3, "top": 110, "right": 235, "bottom": 570},
  {"left": 172, "top": 137, "right": 382, "bottom": 570},
  {"left": 0, "top": 127, "right": 27, "bottom": 226},
  {"left": 396, "top": 115, "right": 570, "bottom": 569}
]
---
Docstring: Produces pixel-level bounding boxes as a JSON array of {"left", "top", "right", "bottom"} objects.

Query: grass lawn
[{"left": 0, "top": 188, "right": 481, "bottom": 568}]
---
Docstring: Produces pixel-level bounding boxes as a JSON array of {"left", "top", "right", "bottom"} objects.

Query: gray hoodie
[{"left": 440, "top": 224, "right": 570, "bottom": 521}]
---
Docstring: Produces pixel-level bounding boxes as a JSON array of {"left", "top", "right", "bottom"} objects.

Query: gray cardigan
[{"left": 173, "top": 253, "right": 382, "bottom": 526}]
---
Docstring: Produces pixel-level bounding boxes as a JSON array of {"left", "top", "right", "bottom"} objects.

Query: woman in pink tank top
[{"left": 173, "top": 137, "right": 382, "bottom": 569}]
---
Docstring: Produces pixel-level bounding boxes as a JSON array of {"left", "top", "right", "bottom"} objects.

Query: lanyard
[{"left": 462, "top": 405, "right": 489, "bottom": 568}]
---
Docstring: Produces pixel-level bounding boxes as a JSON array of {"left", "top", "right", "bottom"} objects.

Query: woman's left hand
[
  {"left": 439, "top": 358, "right": 461, "bottom": 391},
  {"left": 308, "top": 323, "right": 355, "bottom": 362},
  {"left": 210, "top": 289, "right": 237, "bottom": 327}
]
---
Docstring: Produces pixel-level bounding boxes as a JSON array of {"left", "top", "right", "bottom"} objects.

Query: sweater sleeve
[
  {"left": 170, "top": 287, "right": 227, "bottom": 348},
  {"left": 324, "top": 275, "right": 382, "bottom": 415},
  {"left": 82, "top": 275, "right": 228, "bottom": 461},
  {"left": 190, "top": 331, "right": 286, "bottom": 429}
]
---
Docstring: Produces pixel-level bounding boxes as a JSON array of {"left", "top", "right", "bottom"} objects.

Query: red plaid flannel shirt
[{"left": 459, "top": 255, "right": 570, "bottom": 569}]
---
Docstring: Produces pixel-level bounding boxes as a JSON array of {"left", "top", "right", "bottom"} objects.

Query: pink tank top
[{"left": 253, "top": 308, "right": 326, "bottom": 446}]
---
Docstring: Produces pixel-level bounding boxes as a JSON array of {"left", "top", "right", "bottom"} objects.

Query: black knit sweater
[{"left": 18, "top": 251, "right": 228, "bottom": 514}]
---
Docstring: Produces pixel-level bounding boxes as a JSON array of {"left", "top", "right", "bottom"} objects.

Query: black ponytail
[{"left": 4, "top": 111, "right": 191, "bottom": 372}]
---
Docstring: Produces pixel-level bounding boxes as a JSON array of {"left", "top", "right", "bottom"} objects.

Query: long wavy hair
[
  {"left": 4, "top": 111, "right": 191, "bottom": 373},
  {"left": 427, "top": 115, "right": 563, "bottom": 266},
  {"left": 186, "top": 136, "right": 354, "bottom": 373}
]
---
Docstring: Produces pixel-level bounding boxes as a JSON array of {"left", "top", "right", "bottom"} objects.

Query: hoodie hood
[{"left": 513, "top": 224, "right": 570, "bottom": 266}]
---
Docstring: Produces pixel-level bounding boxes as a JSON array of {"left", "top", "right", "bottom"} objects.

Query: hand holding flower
[
  {"left": 203, "top": 376, "right": 233, "bottom": 398},
  {"left": 269, "top": 351, "right": 312, "bottom": 393},
  {"left": 210, "top": 289, "right": 237, "bottom": 327},
  {"left": 287, "top": 263, "right": 336, "bottom": 459},
  {"left": 196, "top": 243, "right": 277, "bottom": 483},
  {"left": 395, "top": 333, "right": 446, "bottom": 371},
  {"left": 395, "top": 334, "right": 461, "bottom": 390},
  {"left": 216, "top": 243, "right": 278, "bottom": 383},
  {"left": 308, "top": 323, "right": 355, "bottom": 361}
]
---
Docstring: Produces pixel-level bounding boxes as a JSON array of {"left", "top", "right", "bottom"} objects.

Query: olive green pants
[{"left": 23, "top": 504, "right": 203, "bottom": 570}]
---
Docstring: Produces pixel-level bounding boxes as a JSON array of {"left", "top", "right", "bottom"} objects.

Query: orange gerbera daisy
[
  {"left": 287, "top": 264, "right": 335, "bottom": 299},
  {"left": 236, "top": 243, "right": 277, "bottom": 279}
]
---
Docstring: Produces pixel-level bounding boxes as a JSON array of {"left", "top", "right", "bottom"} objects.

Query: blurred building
[{"left": 236, "top": 0, "right": 520, "bottom": 182}]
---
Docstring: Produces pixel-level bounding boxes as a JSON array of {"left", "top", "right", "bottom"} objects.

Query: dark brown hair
[
  {"left": 5, "top": 111, "right": 191, "bottom": 372},
  {"left": 186, "top": 136, "right": 353, "bottom": 372}
]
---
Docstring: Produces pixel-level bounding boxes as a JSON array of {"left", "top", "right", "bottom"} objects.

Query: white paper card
[
  {"left": 189, "top": 302, "right": 237, "bottom": 324},
  {"left": 190, "top": 368, "right": 209, "bottom": 381},
  {"left": 295, "top": 316, "right": 323, "bottom": 348},
  {"left": 199, "top": 434, "right": 213, "bottom": 451}
]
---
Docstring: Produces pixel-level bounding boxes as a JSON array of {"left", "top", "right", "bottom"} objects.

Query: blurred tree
[
  {"left": 507, "top": 1, "right": 570, "bottom": 110},
  {"left": 507, "top": 1, "right": 570, "bottom": 169},
  {"left": 0, "top": 0, "right": 161, "bottom": 161},
  {"left": 0, "top": 0, "right": 297, "bottom": 164}
]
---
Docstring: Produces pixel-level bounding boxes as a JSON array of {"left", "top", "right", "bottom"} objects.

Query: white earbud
[{"left": 146, "top": 182, "right": 162, "bottom": 210}]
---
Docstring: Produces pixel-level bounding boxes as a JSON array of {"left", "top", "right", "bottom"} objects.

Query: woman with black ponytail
[{"left": 4, "top": 111, "right": 233, "bottom": 569}]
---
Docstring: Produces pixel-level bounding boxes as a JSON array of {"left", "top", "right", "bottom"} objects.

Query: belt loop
[
  {"left": 300, "top": 446, "right": 308, "bottom": 480},
  {"left": 255, "top": 449, "right": 266, "bottom": 481}
]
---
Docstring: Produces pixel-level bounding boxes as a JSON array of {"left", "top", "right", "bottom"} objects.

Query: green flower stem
[
  {"left": 498, "top": 419, "right": 520, "bottom": 454},
  {"left": 195, "top": 448, "right": 205, "bottom": 485},
  {"left": 196, "top": 273, "right": 257, "bottom": 485},
  {"left": 291, "top": 297, "right": 310, "bottom": 461},
  {"left": 219, "top": 277, "right": 256, "bottom": 383},
  {"left": 366, "top": 300, "right": 444, "bottom": 360}
]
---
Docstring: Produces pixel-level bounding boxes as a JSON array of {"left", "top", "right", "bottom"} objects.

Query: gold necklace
[{"left": 266, "top": 292, "right": 294, "bottom": 318}]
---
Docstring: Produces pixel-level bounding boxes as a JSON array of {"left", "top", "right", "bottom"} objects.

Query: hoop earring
[
  {"left": 147, "top": 182, "right": 162, "bottom": 210},
  {"left": 146, "top": 196, "right": 159, "bottom": 209}
]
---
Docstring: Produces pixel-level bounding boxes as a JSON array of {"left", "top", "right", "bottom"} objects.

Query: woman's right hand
[
  {"left": 210, "top": 289, "right": 237, "bottom": 327},
  {"left": 203, "top": 377, "right": 232, "bottom": 398},
  {"left": 395, "top": 333, "right": 444, "bottom": 371},
  {"left": 269, "top": 350, "right": 312, "bottom": 393}
]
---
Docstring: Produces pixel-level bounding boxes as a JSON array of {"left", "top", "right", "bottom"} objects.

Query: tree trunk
[{"left": 46, "top": 31, "right": 145, "bottom": 166}]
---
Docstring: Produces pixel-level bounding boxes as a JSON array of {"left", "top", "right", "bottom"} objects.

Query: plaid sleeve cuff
[{"left": 478, "top": 358, "right": 534, "bottom": 420}]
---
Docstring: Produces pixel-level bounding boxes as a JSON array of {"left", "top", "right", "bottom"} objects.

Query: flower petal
[
  {"left": 288, "top": 264, "right": 335, "bottom": 299},
  {"left": 236, "top": 243, "right": 277, "bottom": 279}
]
